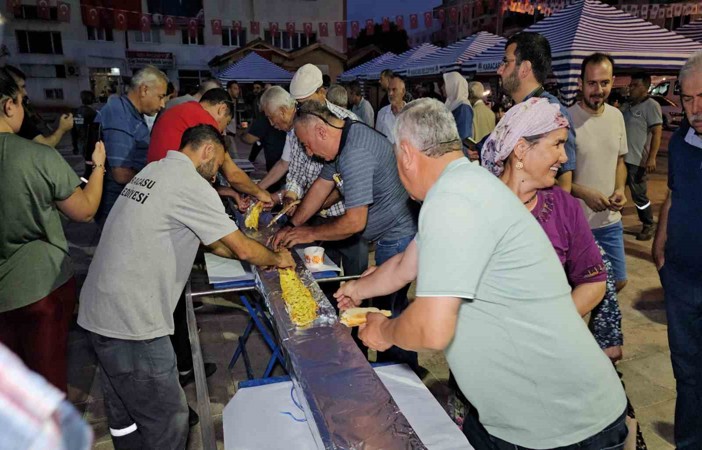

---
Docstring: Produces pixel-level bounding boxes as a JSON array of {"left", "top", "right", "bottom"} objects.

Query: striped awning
[
  {"left": 216, "top": 52, "right": 293, "bottom": 84},
  {"left": 396, "top": 32, "right": 506, "bottom": 77},
  {"left": 675, "top": 20, "right": 702, "bottom": 43},
  {"left": 361, "top": 43, "right": 441, "bottom": 80},
  {"left": 338, "top": 52, "right": 397, "bottom": 82},
  {"left": 464, "top": 0, "right": 702, "bottom": 104}
]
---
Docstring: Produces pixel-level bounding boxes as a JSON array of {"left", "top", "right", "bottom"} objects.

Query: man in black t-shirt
[{"left": 241, "top": 114, "right": 286, "bottom": 191}]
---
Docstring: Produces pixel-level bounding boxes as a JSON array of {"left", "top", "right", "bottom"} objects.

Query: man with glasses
[
  {"left": 271, "top": 101, "right": 420, "bottom": 373},
  {"left": 496, "top": 32, "right": 577, "bottom": 192}
]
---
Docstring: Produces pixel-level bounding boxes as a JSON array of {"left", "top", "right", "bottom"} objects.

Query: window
[
  {"left": 222, "top": 27, "right": 247, "bottom": 47},
  {"left": 133, "top": 29, "right": 161, "bottom": 43},
  {"left": 181, "top": 28, "right": 204, "bottom": 45},
  {"left": 87, "top": 26, "right": 114, "bottom": 42},
  {"left": 44, "top": 88, "right": 64, "bottom": 100},
  {"left": 178, "top": 70, "right": 212, "bottom": 95},
  {"left": 14, "top": 5, "right": 58, "bottom": 20},
  {"left": 16, "top": 30, "right": 63, "bottom": 54},
  {"left": 264, "top": 30, "right": 316, "bottom": 50}
]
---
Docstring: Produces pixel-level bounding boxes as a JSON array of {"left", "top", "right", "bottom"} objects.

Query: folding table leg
[
  {"left": 229, "top": 318, "right": 255, "bottom": 370},
  {"left": 239, "top": 336, "right": 255, "bottom": 380}
]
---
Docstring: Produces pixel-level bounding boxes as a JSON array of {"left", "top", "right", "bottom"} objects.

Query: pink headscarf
[{"left": 481, "top": 97, "right": 569, "bottom": 177}]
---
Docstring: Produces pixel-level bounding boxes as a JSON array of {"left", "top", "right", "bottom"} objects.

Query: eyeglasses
[
  {"left": 499, "top": 58, "right": 517, "bottom": 67},
  {"left": 296, "top": 108, "right": 344, "bottom": 130},
  {"left": 420, "top": 139, "right": 462, "bottom": 153}
]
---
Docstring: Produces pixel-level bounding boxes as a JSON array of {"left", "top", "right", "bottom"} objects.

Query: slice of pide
[{"left": 339, "top": 307, "right": 392, "bottom": 327}]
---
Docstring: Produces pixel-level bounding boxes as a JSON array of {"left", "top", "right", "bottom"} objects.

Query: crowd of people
[{"left": 0, "top": 28, "right": 700, "bottom": 450}]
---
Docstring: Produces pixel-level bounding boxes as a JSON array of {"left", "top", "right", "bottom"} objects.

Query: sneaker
[
  {"left": 188, "top": 407, "right": 199, "bottom": 427},
  {"left": 179, "top": 362, "right": 217, "bottom": 387},
  {"left": 636, "top": 224, "right": 655, "bottom": 241}
]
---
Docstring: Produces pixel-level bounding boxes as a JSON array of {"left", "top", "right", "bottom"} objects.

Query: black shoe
[
  {"left": 413, "top": 365, "right": 430, "bottom": 380},
  {"left": 636, "top": 224, "right": 655, "bottom": 241},
  {"left": 188, "top": 406, "right": 199, "bottom": 427},
  {"left": 179, "top": 362, "right": 218, "bottom": 387}
]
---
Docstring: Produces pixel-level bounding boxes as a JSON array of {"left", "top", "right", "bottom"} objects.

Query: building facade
[{"left": 2, "top": 0, "right": 345, "bottom": 108}]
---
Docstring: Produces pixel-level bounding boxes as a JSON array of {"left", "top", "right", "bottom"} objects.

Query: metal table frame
[{"left": 185, "top": 270, "right": 359, "bottom": 450}]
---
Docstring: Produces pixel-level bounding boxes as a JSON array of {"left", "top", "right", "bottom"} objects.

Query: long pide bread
[{"left": 339, "top": 307, "right": 392, "bottom": 327}]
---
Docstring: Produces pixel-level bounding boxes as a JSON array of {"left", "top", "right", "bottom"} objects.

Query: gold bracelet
[{"left": 93, "top": 164, "right": 106, "bottom": 174}]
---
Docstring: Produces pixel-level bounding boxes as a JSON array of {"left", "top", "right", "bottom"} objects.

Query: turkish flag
[
  {"left": 233, "top": 21, "right": 242, "bottom": 33},
  {"left": 211, "top": 19, "right": 221, "bottom": 35},
  {"left": 140, "top": 14, "right": 151, "bottom": 32},
  {"left": 269, "top": 22, "right": 279, "bottom": 35},
  {"left": 437, "top": 8, "right": 446, "bottom": 23},
  {"left": 365, "top": 19, "right": 374, "bottom": 35},
  {"left": 8, "top": 0, "right": 21, "bottom": 15},
  {"left": 396, "top": 15, "right": 404, "bottom": 30},
  {"left": 449, "top": 6, "right": 458, "bottom": 24},
  {"left": 351, "top": 21, "right": 360, "bottom": 38},
  {"left": 304, "top": 22, "right": 313, "bottom": 37},
  {"left": 409, "top": 14, "right": 418, "bottom": 29},
  {"left": 37, "top": 0, "right": 50, "bottom": 19},
  {"left": 286, "top": 22, "right": 295, "bottom": 38},
  {"left": 58, "top": 1, "right": 71, "bottom": 22},
  {"left": 85, "top": 6, "right": 99, "bottom": 28},
  {"left": 476, "top": 0, "right": 484, "bottom": 16},
  {"left": 188, "top": 18, "right": 199, "bottom": 39},
  {"left": 250, "top": 21, "right": 260, "bottom": 35},
  {"left": 382, "top": 17, "right": 390, "bottom": 32},
  {"left": 114, "top": 10, "right": 128, "bottom": 31},
  {"left": 463, "top": 3, "right": 471, "bottom": 19},
  {"left": 164, "top": 15, "right": 176, "bottom": 35},
  {"left": 424, "top": 11, "right": 433, "bottom": 28},
  {"left": 319, "top": 22, "right": 329, "bottom": 37},
  {"left": 335, "top": 21, "right": 345, "bottom": 36}
]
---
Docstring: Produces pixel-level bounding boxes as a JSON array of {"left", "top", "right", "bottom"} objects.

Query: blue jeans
[
  {"left": 592, "top": 222, "right": 627, "bottom": 283},
  {"left": 89, "top": 332, "right": 189, "bottom": 450},
  {"left": 373, "top": 235, "right": 418, "bottom": 371},
  {"left": 660, "top": 263, "right": 702, "bottom": 448},
  {"left": 487, "top": 411, "right": 628, "bottom": 450}
]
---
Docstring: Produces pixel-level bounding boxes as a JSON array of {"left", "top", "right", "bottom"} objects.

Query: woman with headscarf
[
  {"left": 443, "top": 72, "right": 474, "bottom": 141},
  {"left": 482, "top": 97, "right": 645, "bottom": 450}
]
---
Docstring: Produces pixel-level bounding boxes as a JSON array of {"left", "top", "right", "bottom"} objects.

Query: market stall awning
[
  {"left": 674, "top": 20, "right": 702, "bottom": 43},
  {"left": 396, "top": 32, "right": 506, "bottom": 77},
  {"left": 216, "top": 52, "right": 293, "bottom": 84},
  {"left": 361, "top": 43, "right": 440, "bottom": 80},
  {"left": 338, "top": 52, "right": 397, "bottom": 82},
  {"left": 464, "top": 0, "right": 702, "bottom": 104}
]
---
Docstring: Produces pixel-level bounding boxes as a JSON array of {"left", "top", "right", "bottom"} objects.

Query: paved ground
[{"left": 56, "top": 133, "right": 677, "bottom": 449}]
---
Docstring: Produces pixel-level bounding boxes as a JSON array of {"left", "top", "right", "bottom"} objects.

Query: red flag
[
  {"left": 37, "top": 0, "right": 50, "bottom": 19},
  {"left": 164, "top": 15, "right": 176, "bottom": 35},
  {"left": 382, "top": 17, "right": 390, "bottom": 32},
  {"left": 211, "top": 19, "right": 221, "bottom": 35},
  {"left": 365, "top": 19, "right": 374, "bottom": 35},
  {"left": 319, "top": 22, "right": 329, "bottom": 37},
  {"left": 269, "top": 22, "right": 279, "bottom": 35},
  {"left": 396, "top": 15, "right": 404, "bottom": 30},
  {"left": 335, "top": 21, "right": 345, "bottom": 36},
  {"left": 437, "top": 8, "right": 446, "bottom": 23},
  {"left": 424, "top": 11, "right": 433, "bottom": 28},
  {"left": 409, "top": 14, "right": 418, "bottom": 29},
  {"left": 463, "top": 3, "right": 471, "bottom": 19},
  {"left": 8, "top": 0, "right": 21, "bottom": 15},
  {"left": 188, "top": 18, "right": 199, "bottom": 39},
  {"left": 351, "top": 21, "right": 360, "bottom": 38},
  {"left": 250, "top": 20, "right": 260, "bottom": 35},
  {"left": 303, "top": 22, "right": 313, "bottom": 37},
  {"left": 286, "top": 21, "right": 295, "bottom": 38},
  {"left": 476, "top": 0, "right": 484, "bottom": 16},
  {"left": 449, "top": 6, "right": 458, "bottom": 24},
  {"left": 114, "top": 10, "right": 128, "bottom": 31},
  {"left": 85, "top": 6, "right": 100, "bottom": 28},
  {"left": 57, "top": 1, "right": 70, "bottom": 22},
  {"left": 140, "top": 14, "right": 151, "bottom": 32},
  {"left": 233, "top": 20, "right": 242, "bottom": 33}
]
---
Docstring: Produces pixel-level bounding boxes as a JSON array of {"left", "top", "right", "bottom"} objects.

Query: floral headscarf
[{"left": 481, "top": 97, "right": 569, "bottom": 177}]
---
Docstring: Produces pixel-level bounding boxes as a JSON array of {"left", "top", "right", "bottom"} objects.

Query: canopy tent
[
  {"left": 464, "top": 0, "right": 702, "bottom": 104},
  {"left": 396, "top": 32, "right": 506, "bottom": 78},
  {"left": 338, "top": 52, "right": 397, "bottom": 82},
  {"left": 216, "top": 52, "right": 293, "bottom": 84},
  {"left": 361, "top": 43, "right": 441, "bottom": 80},
  {"left": 674, "top": 20, "right": 702, "bottom": 43}
]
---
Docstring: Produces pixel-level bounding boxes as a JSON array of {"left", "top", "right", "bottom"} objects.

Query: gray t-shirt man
[
  {"left": 78, "top": 151, "right": 238, "bottom": 340},
  {"left": 319, "top": 121, "right": 417, "bottom": 243},
  {"left": 621, "top": 97, "right": 663, "bottom": 166},
  {"left": 351, "top": 98, "right": 375, "bottom": 128},
  {"left": 416, "top": 158, "right": 626, "bottom": 448}
]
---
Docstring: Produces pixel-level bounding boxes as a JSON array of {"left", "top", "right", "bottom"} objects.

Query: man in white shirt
[
  {"left": 375, "top": 76, "right": 406, "bottom": 144},
  {"left": 569, "top": 53, "right": 629, "bottom": 295}
]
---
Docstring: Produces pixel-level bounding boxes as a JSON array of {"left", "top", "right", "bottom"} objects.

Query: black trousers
[
  {"left": 171, "top": 291, "right": 193, "bottom": 373},
  {"left": 625, "top": 163, "right": 654, "bottom": 226}
]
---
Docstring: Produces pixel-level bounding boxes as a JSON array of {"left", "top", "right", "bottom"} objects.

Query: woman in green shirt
[{"left": 0, "top": 68, "right": 106, "bottom": 391}]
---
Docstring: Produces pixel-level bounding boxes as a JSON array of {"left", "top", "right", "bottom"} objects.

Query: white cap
[{"left": 290, "top": 64, "right": 323, "bottom": 100}]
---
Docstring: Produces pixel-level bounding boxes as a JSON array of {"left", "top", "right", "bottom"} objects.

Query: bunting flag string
[{"left": 19, "top": 0, "right": 696, "bottom": 36}]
